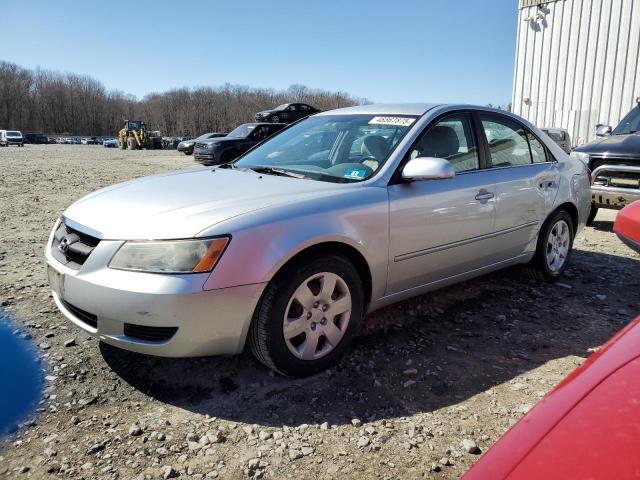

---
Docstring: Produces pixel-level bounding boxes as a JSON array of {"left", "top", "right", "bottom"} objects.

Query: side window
[
  {"left": 527, "top": 132, "right": 548, "bottom": 163},
  {"left": 287, "top": 104, "right": 297, "bottom": 111},
  {"left": 480, "top": 115, "right": 532, "bottom": 168},
  {"left": 409, "top": 114, "right": 479, "bottom": 173},
  {"left": 300, "top": 104, "right": 310, "bottom": 111}
]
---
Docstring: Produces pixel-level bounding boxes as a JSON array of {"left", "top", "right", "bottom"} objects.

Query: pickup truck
[{"left": 572, "top": 99, "right": 640, "bottom": 224}]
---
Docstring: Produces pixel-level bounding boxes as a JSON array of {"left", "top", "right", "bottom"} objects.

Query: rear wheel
[
  {"left": 586, "top": 205, "right": 598, "bottom": 226},
  {"left": 528, "top": 210, "right": 574, "bottom": 282},
  {"left": 248, "top": 254, "right": 364, "bottom": 377}
]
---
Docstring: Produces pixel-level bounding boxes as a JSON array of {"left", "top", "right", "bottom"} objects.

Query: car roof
[{"left": 316, "top": 103, "right": 441, "bottom": 116}]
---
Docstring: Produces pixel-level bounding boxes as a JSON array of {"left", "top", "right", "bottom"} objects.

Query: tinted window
[
  {"left": 409, "top": 114, "right": 479, "bottom": 173},
  {"left": 612, "top": 105, "right": 640, "bottom": 135},
  {"left": 300, "top": 104, "right": 311, "bottom": 111},
  {"left": 287, "top": 105, "right": 298, "bottom": 111},
  {"left": 481, "top": 115, "right": 532, "bottom": 168},
  {"left": 527, "top": 132, "right": 548, "bottom": 163}
]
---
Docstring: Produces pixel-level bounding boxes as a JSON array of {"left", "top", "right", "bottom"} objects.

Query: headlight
[
  {"left": 109, "top": 237, "right": 229, "bottom": 274},
  {"left": 570, "top": 151, "right": 590, "bottom": 166}
]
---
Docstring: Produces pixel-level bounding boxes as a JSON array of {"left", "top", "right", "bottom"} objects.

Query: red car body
[
  {"left": 614, "top": 201, "right": 640, "bottom": 252},
  {"left": 464, "top": 202, "right": 640, "bottom": 480},
  {"left": 463, "top": 317, "right": 640, "bottom": 480}
]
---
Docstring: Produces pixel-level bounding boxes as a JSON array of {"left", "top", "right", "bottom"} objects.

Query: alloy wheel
[
  {"left": 282, "top": 272, "right": 352, "bottom": 361},
  {"left": 546, "top": 219, "right": 570, "bottom": 272}
]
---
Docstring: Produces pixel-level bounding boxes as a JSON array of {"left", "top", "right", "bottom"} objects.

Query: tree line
[{"left": 0, "top": 61, "right": 368, "bottom": 136}]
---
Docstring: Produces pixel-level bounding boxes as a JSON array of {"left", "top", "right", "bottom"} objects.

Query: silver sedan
[{"left": 45, "top": 103, "right": 591, "bottom": 376}]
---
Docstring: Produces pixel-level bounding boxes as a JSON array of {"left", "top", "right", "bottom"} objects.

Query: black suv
[
  {"left": 254, "top": 103, "right": 320, "bottom": 124},
  {"left": 23, "top": 132, "right": 49, "bottom": 144},
  {"left": 194, "top": 123, "right": 286, "bottom": 165},
  {"left": 573, "top": 100, "right": 640, "bottom": 223}
]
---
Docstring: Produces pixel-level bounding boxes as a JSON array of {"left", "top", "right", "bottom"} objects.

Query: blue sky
[{"left": 1, "top": 0, "right": 519, "bottom": 105}]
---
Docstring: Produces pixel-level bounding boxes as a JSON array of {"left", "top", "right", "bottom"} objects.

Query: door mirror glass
[
  {"left": 595, "top": 124, "right": 612, "bottom": 137},
  {"left": 401, "top": 157, "right": 455, "bottom": 181}
]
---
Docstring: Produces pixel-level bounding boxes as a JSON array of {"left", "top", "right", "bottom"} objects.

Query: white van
[{"left": 0, "top": 130, "right": 24, "bottom": 147}]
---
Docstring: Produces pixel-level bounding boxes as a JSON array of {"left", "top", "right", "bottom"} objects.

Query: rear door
[{"left": 478, "top": 113, "right": 559, "bottom": 259}]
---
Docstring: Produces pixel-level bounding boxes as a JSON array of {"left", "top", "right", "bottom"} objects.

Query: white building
[{"left": 513, "top": 0, "right": 640, "bottom": 146}]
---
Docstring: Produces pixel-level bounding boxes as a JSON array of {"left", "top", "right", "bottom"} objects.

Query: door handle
[{"left": 475, "top": 191, "right": 495, "bottom": 201}]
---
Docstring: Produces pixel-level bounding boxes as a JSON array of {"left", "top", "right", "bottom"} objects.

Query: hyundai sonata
[{"left": 46, "top": 104, "right": 591, "bottom": 376}]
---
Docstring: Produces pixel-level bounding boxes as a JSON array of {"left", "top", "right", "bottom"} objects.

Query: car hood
[
  {"left": 63, "top": 167, "right": 343, "bottom": 239},
  {"left": 255, "top": 110, "right": 273, "bottom": 116},
  {"left": 197, "top": 137, "right": 245, "bottom": 146},
  {"left": 574, "top": 133, "right": 640, "bottom": 159}
]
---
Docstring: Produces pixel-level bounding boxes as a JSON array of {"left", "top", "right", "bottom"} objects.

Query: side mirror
[
  {"left": 595, "top": 124, "right": 612, "bottom": 137},
  {"left": 401, "top": 157, "right": 455, "bottom": 181}
]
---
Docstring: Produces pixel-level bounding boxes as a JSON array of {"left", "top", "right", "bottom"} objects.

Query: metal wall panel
[{"left": 513, "top": 0, "right": 640, "bottom": 146}]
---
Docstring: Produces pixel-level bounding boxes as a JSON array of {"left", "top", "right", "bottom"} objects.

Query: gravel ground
[{"left": 0, "top": 145, "right": 639, "bottom": 479}]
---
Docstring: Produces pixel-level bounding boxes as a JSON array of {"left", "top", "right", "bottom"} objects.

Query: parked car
[
  {"left": 541, "top": 127, "right": 571, "bottom": 153},
  {"left": 178, "top": 133, "right": 226, "bottom": 155},
  {"left": 162, "top": 136, "right": 191, "bottom": 150},
  {"left": 102, "top": 138, "right": 117, "bottom": 148},
  {"left": 23, "top": 132, "right": 49, "bottom": 144},
  {"left": 254, "top": 103, "right": 320, "bottom": 123},
  {"left": 462, "top": 312, "right": 640, "bottom": 480},
  {"left": 0, "top": 130, "right": 24, "bottom": 147},
  {"left": 47, "top": 136, "right": 57, "bottom": 144},
  {"left": 572, "top": 98, "right": 640, "bottom": 224},
  {"left": 614, "top": 200, "right": 640, "bottom": 252},
  {"left": 81, "top": 137, "right": 100, "bottom": 145},
  {"left": 45, "top": 103, "right": 590, "bottom": 377},
  {"left": 193, "top": 123, "right": 285, "bottom": 165}
]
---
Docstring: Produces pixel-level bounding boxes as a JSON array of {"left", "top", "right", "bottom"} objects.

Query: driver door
[{"left": 386, "top": 112, "right": 500, "bottom": 295}]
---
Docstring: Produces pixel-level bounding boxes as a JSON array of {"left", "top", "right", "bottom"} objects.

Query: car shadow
[
  {"left": 591, "top": 218, "right": 615, "bottom": 233},
  {"left": 101, "top": 250, "right": 640, "bottom": 427}
]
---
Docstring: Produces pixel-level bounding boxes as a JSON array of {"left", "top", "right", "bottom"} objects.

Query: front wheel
[
  {"left": 528, "top": 210, "right": 574, "bottom": 282},
  {"left": 270, "top": 115, "right": 280, "bottom": 123},
  {"left": 248, "top": 254, "right": 364, "bottom": 377}
]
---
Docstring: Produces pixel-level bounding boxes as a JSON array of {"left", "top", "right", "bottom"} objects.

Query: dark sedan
[
  {"left": 254, "top": 103, "right": 320, "bottom": 124},
  {"left": 177, "top": 132, "right": 227, "bottom": 155},
  {"left": 194, "top": 123, "right": 286, "bottom": 165}
]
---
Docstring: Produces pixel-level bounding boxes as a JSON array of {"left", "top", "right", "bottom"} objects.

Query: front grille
[
  {"left": 590, "top": 157, "right": 640, "bottom": 191},
  {"left": 61, "top": 300, "right": 98, "bottom": 329},
  {"left": 123, "top": 323, "right": 178, "bottom": 343},
  {"left": 195, "top": 142, "right": 210, "bottom": 149},
  {"left": 51, "top": 221, "right": 100, "bottom": 269}
]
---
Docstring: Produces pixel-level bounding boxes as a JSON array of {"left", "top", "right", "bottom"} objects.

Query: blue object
[{"left": 0, "top": 310, "right": 42, "bottom": 435}]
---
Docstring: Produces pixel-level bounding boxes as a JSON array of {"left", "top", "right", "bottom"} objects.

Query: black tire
[
  {"left": 248, "top": 254, "right": 364, "bottom": 377},
  {"left": 586, "top": 205, "right": 598, "bottom": 226},
  {"left": 527, "top": 209, "right": 575, "bottom": 282},
  {"left": 127, "top": 136, "right": 137, "bottom": 150},
  {"left": 270, "top": 115, "right": 280, "bottom": 123}
]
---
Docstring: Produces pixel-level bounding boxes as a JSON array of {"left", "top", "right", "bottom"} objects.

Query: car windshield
[
  {"left": 275, "top": 104, "right": 288, "bottom": 110},
  {"left": 612, "top": 105, "right": 640, "bottom": 135},
  {"left": 7, "top": 131, "right": 21, "bottom": 136},
  {"left": 234, "top": 114, "right": 418, "bottom": 183},
  {"left": 227, "top": 124, "right": 256, "bottom": 138},
  {"left": 196, "top": 133, "right": 213, "bottom": 140}
]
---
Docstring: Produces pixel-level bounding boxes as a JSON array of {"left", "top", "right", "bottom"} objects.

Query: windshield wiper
[{"left": 248, "top": 167, "right": 309, "bottom": 179}]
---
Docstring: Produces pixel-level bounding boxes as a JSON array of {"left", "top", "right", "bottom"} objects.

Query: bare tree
[{"left": 0, "top": 60, "right": 368, "bottom": 136}]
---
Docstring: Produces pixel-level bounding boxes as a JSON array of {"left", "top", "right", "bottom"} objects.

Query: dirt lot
[{"left": 0, "top": 145, "right": 638, "bottom": 480}]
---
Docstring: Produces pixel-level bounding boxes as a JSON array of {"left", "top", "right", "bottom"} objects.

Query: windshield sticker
[
  {"left": 344, "top": 168, "right": 367, "bottom": 180},
  {"left": 369, "top": 116, "right": 415, "bottom": 127}
]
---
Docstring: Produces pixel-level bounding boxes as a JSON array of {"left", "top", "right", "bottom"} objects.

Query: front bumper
[
  {"left": 45, "top": 228, "right": 266, "bottom": 357},
  {"left": 194, "top": 152, "right": 217, "bottom": 164},
  {"left": 591, "top": 164, "right": 640, "bottom": 209}
]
